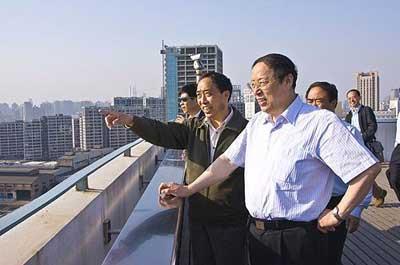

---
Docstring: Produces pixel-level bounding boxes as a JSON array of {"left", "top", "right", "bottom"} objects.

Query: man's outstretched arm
[
  {"left": 101, "top": 109, "right": 189, "bottom": 149},
  {"left": 163, "top": 154, "right": 238, "bottom": 197}
]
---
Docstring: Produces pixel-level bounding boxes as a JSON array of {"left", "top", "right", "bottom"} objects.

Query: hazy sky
[{"left": 1, "top": 0, "right": 399, "bottom": 105}]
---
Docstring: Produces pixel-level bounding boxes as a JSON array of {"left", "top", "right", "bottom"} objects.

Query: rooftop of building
[{"left": 0, "top": 175, "right": 39, "bottom": 184}]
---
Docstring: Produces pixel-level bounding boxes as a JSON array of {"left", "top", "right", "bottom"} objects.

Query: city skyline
[{"left": 1, "top": 1, "right": 399, "bottom": 104}]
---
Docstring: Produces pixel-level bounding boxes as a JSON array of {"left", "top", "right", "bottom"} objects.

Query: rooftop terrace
[{"left": 0, "top": 138, "right": 399, "bottom": 265}]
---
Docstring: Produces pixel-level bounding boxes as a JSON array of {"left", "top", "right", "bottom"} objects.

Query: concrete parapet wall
[{"left": 0, "top": 142, "right": 164, "bottom": 265}]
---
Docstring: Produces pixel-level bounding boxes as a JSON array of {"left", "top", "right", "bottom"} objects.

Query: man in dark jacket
[
  {"left": 102, "top": 72, "right": 248, "bottom": 265},
  {"left": 345, "top": 89, "right": 386, "bottom": 206}
]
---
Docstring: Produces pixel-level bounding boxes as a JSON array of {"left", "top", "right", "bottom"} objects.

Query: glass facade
[{"left": 165, "top": 48, "right": 178, "bottom": 121}]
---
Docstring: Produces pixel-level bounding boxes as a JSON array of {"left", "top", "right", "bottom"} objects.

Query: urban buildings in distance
[
  {"left": 356, "top": 71, "right": 380, "bottom": 111},
  {"left": 161, "top": 44, "right": 223, "bottom": 120}
]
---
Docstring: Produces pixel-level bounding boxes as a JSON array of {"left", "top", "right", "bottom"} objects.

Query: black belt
[{"left": 249, "top": 217, "right": 317, "bottom": 231}]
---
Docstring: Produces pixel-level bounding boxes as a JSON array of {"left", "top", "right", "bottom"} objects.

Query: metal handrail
[{"left": 0, "top": 138, "right": 144, "bottom": 236}]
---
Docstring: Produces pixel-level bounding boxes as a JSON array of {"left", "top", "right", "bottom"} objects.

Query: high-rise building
[
  {"left": 23, "top": 119, "right": 48, "bottom": 160},
  {"left": 32, "top": 106, "right": 43, "bottom": 120},
  {"left": 40, "top": 102, "right": 55, "bottom": 116},
  {"left": 54, "top": 100, "right": 74, "bottom": 115},
  {"left": 45, "top": 115, "right": 73, "bottom": 160},
  {"left": 109, "top": 97, "right": 146, "bottom": 148},
  {"left": 356, "top": 71, "right": 380, "bottom": 111},
  {"left": 72, "top": 118, "right": 81, "bottom": 149},
  {"left": 108, "top": 107, "right": 141, "bottom": 149},
  {"left": 244, "top": 84, "right": 260, "bottom": 120},
  {"left": 23, "top": 101, "right": 33, "bottom": 122},
  {"left": 390, "top": 88, "right": 400, "bottom": 100},
  {"left": 145, "top": 97, "right": 165, "bottom": 121},
  {"left": 79, "top": 106, "right": 109, "bottom": 151},
  {"left": 161, "top": 44, "right": 223, "bottom": 120},
  {"left": 0, "top": 121, "right": 24, "bottom": 159},
  {"left": 230, "top": 85, "right": 245, "bottom": 117},
  {"left": 114, "top": 97, "right": 143, "bottom": 107}
]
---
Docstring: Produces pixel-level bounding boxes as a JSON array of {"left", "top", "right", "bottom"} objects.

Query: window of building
[
  {"left": 197, "top": 47, "right": 207, "bottom": 53},
  {"left": 186, "top": 48, "right": 195, "bottom": 54}
]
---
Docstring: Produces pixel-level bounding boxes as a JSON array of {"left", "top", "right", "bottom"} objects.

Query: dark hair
[
  {"left": 198, "top": 72, "right": 233, "bottom": 101},
  {"left": 306, "top": 81, "right": 338, "bottom": 102},
  {"left": 346, "top": 89, "right": 361, "bottom": 97},
  {"left": 252, "top": 53, "right": 298, "bottom": 89},
  {"left": 179, "top": 83, "right": 197, "bottom": 98}
]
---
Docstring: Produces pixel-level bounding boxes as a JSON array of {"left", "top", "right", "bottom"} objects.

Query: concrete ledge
[{"left": 0, "top": 142, "right": 163, "bottom": 265}]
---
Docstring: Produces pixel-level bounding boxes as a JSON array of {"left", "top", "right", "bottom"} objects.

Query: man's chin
[{"left": 204, "top": 112, "right": 214, "bottom": 118}]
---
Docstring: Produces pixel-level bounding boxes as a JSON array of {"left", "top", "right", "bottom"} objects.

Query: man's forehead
[
  {"left": 197, "top": 79, "right": 216, "bottom": 92},
  {"left": 251, "top": 63, "right": 274, "bottom": 79},
  {"left": 347, "top": 92, "right": 359, "bottom": 97}
]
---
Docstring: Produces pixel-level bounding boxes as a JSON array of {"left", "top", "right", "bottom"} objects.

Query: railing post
[
  {"left": 103, "top": 219, "right": 121, "bottom": 245},
  {"left": 75, "top": 177, "right": 88, "bottom": 191},
  {"left": 139, "top": 174, "right": 144, "bottom": 191},
  {"left": 124, "top": 147, "right": 132, "bottom": 157}
]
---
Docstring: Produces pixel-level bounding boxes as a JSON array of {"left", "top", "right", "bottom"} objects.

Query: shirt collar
[
  {"left": 205, "top": 107, "right": 233, "bottom": 130},
  {"left": 351, "top": 105, "right": 361, "bottom": 113},
  {"left": 264, "top": 95, "right": 303, "bottom": 125}
]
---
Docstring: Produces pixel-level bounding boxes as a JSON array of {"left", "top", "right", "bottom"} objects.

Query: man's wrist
[
  {"left": 331, "top": 206, "right": 345, "bottom": 223},
  {"left": 124, "top": 115, "right": 135, "bottom": 128},
  {"left": 186, "top": 185, "right": 195, "bottom": 196}
]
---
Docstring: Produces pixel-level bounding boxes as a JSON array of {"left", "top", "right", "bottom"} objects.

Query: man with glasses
[
  {"left": 164, "top": 53, "right": 380, "bottom": 265},
  {"left": 306, "top": 81, "right": 372, "bottom": 265},
  {"left": 102, "top": 72, "right": 248, "bottom": 265},
  {"left": 176, "top": 83, "right": 202, "bottom": 123}
]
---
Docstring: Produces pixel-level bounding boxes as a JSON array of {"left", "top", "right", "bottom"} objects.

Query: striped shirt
[
  {"left": 224, "top": 96, "right": 377, "bottom": 221},
  {"left": 332, "top": 121, "right": 374, "bottom": 218}
]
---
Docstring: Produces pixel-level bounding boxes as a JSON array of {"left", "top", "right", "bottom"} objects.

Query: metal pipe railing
[{"left": 0, "top": 139, "right": 144, "bottom": 236}]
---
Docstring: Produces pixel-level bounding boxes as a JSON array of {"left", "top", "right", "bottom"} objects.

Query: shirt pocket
[{"left": 272, "top": 146, "right": 308, "bottom": 191}]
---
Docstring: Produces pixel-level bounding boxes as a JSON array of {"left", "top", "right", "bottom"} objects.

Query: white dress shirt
[
  {"left": 224, "top": 96, "right": 377, "bottom": 221},
  {"left": 350, "top": 106, "right": 361, "bottom": 132},
  {"left": 206, "top": 108, "right": 233, "bottom": 160}
]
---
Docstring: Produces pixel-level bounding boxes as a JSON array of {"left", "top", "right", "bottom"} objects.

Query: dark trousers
[
  {"left": 189, "top": 221, "right": 247, "bottom": 265},
  {"left": 322, "top": 196, "right": 347, "bottom": 265},
  {"left": 388, "top": 144, "right": 400, "bottom": 201},
  {"left": 247, "top": 221, "right": 322, "bottom": 265}
]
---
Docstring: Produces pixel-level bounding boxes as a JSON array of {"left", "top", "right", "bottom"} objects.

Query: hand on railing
[
  {"left": 159, "top": 182, "right": 192, "bottom": 198},
  {"left": 158, "top": 182, "right": 182, "bottom": 209}
]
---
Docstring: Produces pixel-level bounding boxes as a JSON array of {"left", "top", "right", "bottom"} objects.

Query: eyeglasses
[
  {"left": 306, "top": 98, "right": 328, "bottom": 105},
  {"left": 178, "top": 96, "right": 195, "bottom": 103},
  {"left": 250, "top": 79, "right": 270, "bottom": 91}
]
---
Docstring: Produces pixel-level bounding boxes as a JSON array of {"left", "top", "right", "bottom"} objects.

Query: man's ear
[
  {"left": 332, "top": 99, "right": 338, "bottom": 109},
  {"left": 223, "top": 90, "right": 231, "bottom": 101},
  {"left": 284, "top": 74, "right": 294, "bottom": 88}
]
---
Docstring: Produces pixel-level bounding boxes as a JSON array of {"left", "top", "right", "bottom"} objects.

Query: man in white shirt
[{"left": 162, "top": 53, "right": 380, "bottom": 265}]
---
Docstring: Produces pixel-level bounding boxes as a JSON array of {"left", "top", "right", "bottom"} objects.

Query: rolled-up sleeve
[{"left": 318, "top": 115, "right": 378, "bottom": 184}]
